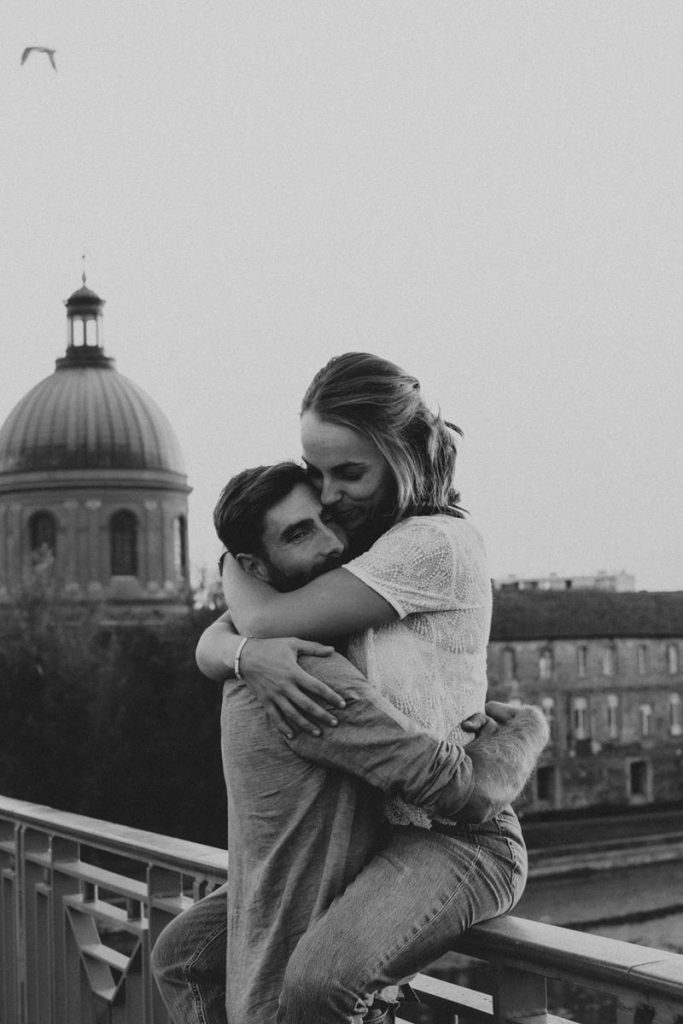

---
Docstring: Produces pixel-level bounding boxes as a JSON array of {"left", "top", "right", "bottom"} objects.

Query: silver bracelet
[{"left": 234, "top": 636, "right": 251, "bottom": 680}]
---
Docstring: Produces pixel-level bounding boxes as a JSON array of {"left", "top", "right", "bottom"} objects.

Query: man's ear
[{"left": 235, "top": 552, "right": 270, "bottom": 582}]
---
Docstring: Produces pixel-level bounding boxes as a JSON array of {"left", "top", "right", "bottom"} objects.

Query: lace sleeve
[{"left": 343, "top": 517, "right": 472, "bottom": 619}]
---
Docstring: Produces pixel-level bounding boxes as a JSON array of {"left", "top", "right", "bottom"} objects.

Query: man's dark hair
[{"left": 213, "top": 462, "right": 311, "bottom": 556}]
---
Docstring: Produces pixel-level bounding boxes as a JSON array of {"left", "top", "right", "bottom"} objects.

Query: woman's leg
[
  {"left": 151, "top": 883, "right": 228, "bottom": 1024},
  {"left": 277, "top": 809, "right": 526, "bottom": 1024}
]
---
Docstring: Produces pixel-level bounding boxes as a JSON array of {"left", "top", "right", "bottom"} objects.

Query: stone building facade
[
  {"left": 0, "top": 281, "right": 191, "bottom": 620},
  {"left": 488, "top": 590, "right": 683, "bottom": 815}
]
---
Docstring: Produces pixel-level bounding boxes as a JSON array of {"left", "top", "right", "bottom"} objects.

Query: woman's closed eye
[{"left": 337, "top": 468, "right": 365, "bottom": 481}]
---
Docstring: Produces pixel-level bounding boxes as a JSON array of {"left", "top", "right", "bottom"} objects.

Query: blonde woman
[{"left": 198, "top": 354, "right": 532, "bottom": 1024}]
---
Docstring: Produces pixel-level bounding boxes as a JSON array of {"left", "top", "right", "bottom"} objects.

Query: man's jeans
[
  {"left": 152, "top": 883, "right": 229, "bottom": 1024},
  {"left": 152, "top": 808, "right": 526, "bottom": 1024}
]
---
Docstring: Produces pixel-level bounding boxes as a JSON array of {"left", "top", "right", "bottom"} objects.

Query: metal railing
[{"left": 1, "top": 794, "right": 683, "bottom": 1024}]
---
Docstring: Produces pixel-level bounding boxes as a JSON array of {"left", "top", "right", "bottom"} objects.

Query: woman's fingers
[
  {"left": 294, "top": 665, "right": 347, "bottom": 711},
  {"left": 295, "top": 640, "right": 336, "bottom": 657},
  {"left": 265, "top": 703, "right": 300, "bottom": 740},
  {"left": 269, "top": 695, "right": 330, "bottom": 738}
]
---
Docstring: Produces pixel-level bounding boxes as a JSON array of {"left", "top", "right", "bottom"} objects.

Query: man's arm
[
  {"left": 285, "top": 653, "right": 548, "bottom": 823},
  {"left": 458, "top": 703, "right": 550, "bottom": 822}
]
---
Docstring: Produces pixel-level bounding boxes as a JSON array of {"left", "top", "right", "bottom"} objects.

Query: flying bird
[{"left": 21, "top": 47, "right": 57, "bottom": 71}]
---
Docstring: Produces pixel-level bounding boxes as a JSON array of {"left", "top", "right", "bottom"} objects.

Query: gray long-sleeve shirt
[{"left": 223, "top": 651, "right": 474, "bottom": 1023}]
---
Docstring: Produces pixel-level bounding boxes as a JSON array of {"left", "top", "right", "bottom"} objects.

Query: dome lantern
[{"left": 61, "top": 272, "right": 110, "bottom": 368}]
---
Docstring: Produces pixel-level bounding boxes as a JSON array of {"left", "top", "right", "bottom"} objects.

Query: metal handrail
[{"left": 2, "top": 794, "right": 682, "bottom": 1024}]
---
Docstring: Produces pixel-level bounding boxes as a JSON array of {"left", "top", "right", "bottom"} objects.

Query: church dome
[{"left": 0, "top": 283, "right": 186, "bottom": 477}]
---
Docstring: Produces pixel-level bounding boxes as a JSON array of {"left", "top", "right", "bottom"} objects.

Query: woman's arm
[
  {"left": 221, "top": 554, "right": 397, "bottom": 640},
  {"left": 195, "top": 611, "right": 348, "bottom": 737},
  {"left": 195, "top": 611, "right": 243, "bottom": 681}
]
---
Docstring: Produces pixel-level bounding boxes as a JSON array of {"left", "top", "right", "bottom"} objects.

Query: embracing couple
[{"left": 152, "top": 353, "right": 549, "bottom": 1024}]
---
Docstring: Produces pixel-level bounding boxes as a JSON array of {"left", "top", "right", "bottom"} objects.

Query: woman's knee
[{"left": 150, "top": 916, "right": 184, "bottom": 981}]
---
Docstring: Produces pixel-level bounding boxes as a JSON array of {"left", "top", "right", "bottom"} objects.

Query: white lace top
[{"left": 344, "top": 514, "right": 492, "bottom": 828}]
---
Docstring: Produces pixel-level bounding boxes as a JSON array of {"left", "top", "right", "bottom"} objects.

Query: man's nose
[{"left": 320, "top": 523, "right": 345, "bottom": 556}]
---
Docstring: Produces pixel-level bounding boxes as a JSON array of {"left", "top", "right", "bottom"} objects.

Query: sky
[{"left": 2, "top": 2, "right": 682, "bottom": 592}]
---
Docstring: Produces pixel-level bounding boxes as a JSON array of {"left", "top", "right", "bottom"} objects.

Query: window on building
[
  {"left": 602, "top": 647, "right": 618, "bottom": 679},
  {"left": 670, "top": 693, "right": 682, "bottom": 737},
  {"left": 539, "top": 648, "right": 553, "bottom": 681},
  {"left": 174, "top": 515, "right": 188, "bottom": 578},
  {"left": 639, "top": 703, "right": 652, "bottom": 738},
  {"left": 29, "top": 510, "right": 57, "bottom": 557},
  {"left": 577, "top": 645, "right": 588, "bottom": 678},
  {"left": 629, "top": 759, "right": 649, "bottom": 799},
  {"left": 541, "top": 697, "right": 556, "bottom": 741},
  {"left": 602, "top": 645, "right": 616, "bottom": 676},
  {"left": 536, "top": 765, "right": 556, "bottom": 803},
  {"left": 501, "top": 647, "right": 516, "bottom": 682},
  {"left": 606, "top": 693, "right": 620, "bottom": 740},
  {"left": 637, "top": 644, "right": 649, "bottom": 675},
  {"left": 572, "top": 697, "right": 589, "bottom": 740},
  {"left": 110, "top": 511, "right": 138, "bottom": 576},
  {"left": 667, "top": 644, "right": 680, "bottom": 675}
]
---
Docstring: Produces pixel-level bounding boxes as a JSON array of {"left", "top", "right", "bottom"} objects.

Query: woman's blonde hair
[{"left": 301, "top": 352, "right": 464, "bottom": 523}]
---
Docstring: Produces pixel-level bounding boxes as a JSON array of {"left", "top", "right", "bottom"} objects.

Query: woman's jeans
[{"left": 152, "top": 808, "right": 527, "bottom": 1024}]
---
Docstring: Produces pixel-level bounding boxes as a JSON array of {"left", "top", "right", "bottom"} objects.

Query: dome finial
[{"left": 81, "top": 252, "right": 87, "bottom": 286}]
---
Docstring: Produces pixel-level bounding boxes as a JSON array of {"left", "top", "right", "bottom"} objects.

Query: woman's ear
[{"left": 235, "top": 552, "right": 270, "bottom": 582}]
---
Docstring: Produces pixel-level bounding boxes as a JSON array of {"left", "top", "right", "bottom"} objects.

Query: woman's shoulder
[
  {"left": 383, "top": 513, "right": 483, "bottom": 543},
  {"left": 367, "top": 513, "right": 485, "bottom": 562}
]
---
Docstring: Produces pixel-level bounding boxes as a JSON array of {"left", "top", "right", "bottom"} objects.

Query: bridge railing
[{"left": 1, "top": 794, "right": 683, "bottom": 1024}]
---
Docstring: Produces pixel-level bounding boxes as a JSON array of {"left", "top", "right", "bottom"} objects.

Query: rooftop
[{"left": 491, "top": 589, "right": 683, "bottom": 641}]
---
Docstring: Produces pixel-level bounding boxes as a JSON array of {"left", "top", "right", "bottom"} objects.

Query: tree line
[{"left": 0, "top": 590, "right": 227, "bottom": 849}]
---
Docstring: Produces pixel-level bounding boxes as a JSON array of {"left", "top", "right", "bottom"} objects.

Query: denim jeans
[
  {"left": 151, "top": 883, "right": 229, "bottom": 1024},
  {"left": 277, "top": 807, "right": 526, "bottom": 1023},
  {"left": 151, "top": 808, "right": 526, "bottom": 1024}
]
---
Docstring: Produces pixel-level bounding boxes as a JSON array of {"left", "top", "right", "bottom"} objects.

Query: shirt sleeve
[
  {"left": 287, "top": 653, "right": 475, "bottom": 819},
  {"left": 343, "top": 517, "right": 459, "bottom": 619}
]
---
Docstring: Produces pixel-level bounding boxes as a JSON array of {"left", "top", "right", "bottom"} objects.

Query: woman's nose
[{"left": 319, "top": 477, "right": 341, "bottom": 506}]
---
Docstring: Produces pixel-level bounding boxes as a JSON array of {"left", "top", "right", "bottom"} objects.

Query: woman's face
[{"left": 300, "top": 411, "right": 395, "bottom": 538}]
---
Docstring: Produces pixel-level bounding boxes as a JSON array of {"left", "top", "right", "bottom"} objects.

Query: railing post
[
  {"left": 147, "top": 864, "right": 188, "bottom": 1024},
  {"left": 49, "top": 836, "right": 82, "bottom": 1024},
  {"left": 491, "top": 966, "right": 548, "bottom": 1023},
  {"left": 22, "top": 825, "right": 60, "bottom": 1024},
  {"left": 0, "top": 817, "right": 22, "bottom": 1024}
]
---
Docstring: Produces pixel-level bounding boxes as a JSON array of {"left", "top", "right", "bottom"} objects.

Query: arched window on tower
[
  {"left": 174, "top": 515, "right": 188, "bottom": 579},
  {"left": 29, "top": 511, "right": 57, "bottom": 565},
  {"left": 110, "top": 511, "right": 138, "bottom": 576}
]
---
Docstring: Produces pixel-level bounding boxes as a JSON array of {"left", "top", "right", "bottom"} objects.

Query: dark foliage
[{"left": 0, "top": 596, "right": 226, "bottom": 849}]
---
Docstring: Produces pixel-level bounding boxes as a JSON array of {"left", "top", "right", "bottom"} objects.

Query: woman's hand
[{"left": 238, "top": 637, "right": 346, "bottom": 739}]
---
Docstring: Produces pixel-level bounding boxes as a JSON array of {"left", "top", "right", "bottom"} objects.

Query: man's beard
[{"left": 265, "top": 552, "right": 348, "bottom": 593}]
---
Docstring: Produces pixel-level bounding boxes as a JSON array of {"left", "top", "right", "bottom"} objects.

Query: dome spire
[{"left": 59, "top": 273, "right": 113, "bottom": 369}]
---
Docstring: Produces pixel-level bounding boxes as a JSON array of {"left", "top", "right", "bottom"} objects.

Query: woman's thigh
[{"left": 283, "top": 811, "right": 526, "bottom": 998}]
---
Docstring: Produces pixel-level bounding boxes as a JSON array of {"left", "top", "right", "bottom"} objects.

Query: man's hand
[
  {"left": 459, "top": 703, "right": 550, "bottom": 823},
  {"left": 461, "top": 701, "right": 525, "bottom": 738}
]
